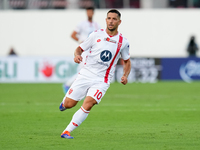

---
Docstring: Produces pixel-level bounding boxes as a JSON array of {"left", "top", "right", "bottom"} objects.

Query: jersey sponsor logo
[
  {"left": 100, "top": 50, "right": 112, "bottom": 62},
  {"left": 104, "top": 37, "right": 116, "bottom": 44},
  {"left": 97, "top": 61, "right": 109, "bottom": 67}
]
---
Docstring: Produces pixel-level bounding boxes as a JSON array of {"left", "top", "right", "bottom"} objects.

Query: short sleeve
[
  {"left": 79, "top": 31, "right": 96, "bottom": 51},
  {"left": 121, "top": 41, "right": 130, "bottom": 60}
]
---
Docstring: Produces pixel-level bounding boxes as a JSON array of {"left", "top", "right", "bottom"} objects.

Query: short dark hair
[
  {"left": 86, "top": 7, "right": 95, "bottom": 11},
  {"left": 107, "top": 9, "right": 121, "bottom": 19}
]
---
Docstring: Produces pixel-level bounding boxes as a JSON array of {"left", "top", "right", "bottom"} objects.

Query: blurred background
[
  {"left": 1, "top": 0, "right": 200, "bottom": 9},
  {"left": 0, "top": 0, "right": 200, "bottom": 83}
]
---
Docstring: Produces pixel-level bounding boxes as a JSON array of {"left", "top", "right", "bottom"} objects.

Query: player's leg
[
  {"left": 61, "top": 96, "right": 97, "bottom": 138},
  {"left": 63, "top": 96, "right": 97, "bottom": 132},
  {"left": 61, "top": 82, "right": 110, "bottom": 139},
  {"left": 60, "top": 75, "right": 92, "bottom": 138},
  {"left": 59, "top": 96, "right": 78, "bottom": 111},
  {"left": 82, "top": 96, "right": 97, "bottom": 111},
  {"left": 60, "top": 96, "right": 80, "bottom": 139},
  {"left": 59, "top": 74, "right": 88, "bottom": 111}
]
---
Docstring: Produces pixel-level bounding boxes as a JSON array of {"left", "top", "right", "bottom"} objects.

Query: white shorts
[{"left": 65, "top": 74, "right": 110, "bottom": 104}]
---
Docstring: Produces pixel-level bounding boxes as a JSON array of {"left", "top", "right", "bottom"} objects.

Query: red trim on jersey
[
  {"left": 124, "top": 58, "right": 130, "bottom": 61},
  {"left": 79, "top": 46, "right": 84, "bottom": 52},
  {"left": 104, "top": 34, "right": 123, "bottom": 83},
  {"left": 84, "top": 55, "right": 88, "bottom": 65}
]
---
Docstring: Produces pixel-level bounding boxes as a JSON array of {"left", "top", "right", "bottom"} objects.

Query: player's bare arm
[
  {"left": 121, "top": 59, "right": 131, "bottom": 85},
  {"left": 71, "top": 31, "right": 78, "bottom": 41},
  {"left": 74, "top": 46, "right": 83, "bottom": 64}
]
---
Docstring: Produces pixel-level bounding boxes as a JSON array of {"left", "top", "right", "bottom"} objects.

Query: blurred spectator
[
  {"left": 4, "top": 0, "right": 200, "bottom": 9},
  {"left": 52, "top": 0, "right": 67, "bottom": 9},
  {"left": 9, "top": 0, "right": 27, "bottom": 9},
  {"left": 130, "top": 0, "right": 140, "bottom": 8},
  {"left": 79, "top": 0, "right": 94, "bottom": 8},
  {"left": 169, "top": 0, "right": 187, "bottom": 8},
  {"left": 62, "top": 6, "right": 101, "bottom": 94},
  {"left": 8, "top": 47, "right": 17, "bottom": 56},
  {"left": 187, "top": 36, "right": 199, "bottom": 57},
  {"left": 81, "top": 0, "right": 140, "bottom": 8}
]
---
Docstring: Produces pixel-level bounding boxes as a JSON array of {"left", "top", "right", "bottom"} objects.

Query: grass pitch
[{"left": 0, "top": 82, "right": 200, "bottom": 150}]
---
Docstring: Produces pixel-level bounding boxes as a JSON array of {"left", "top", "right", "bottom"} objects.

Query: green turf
[{"left": 0, "top": 82, "right": 200, "bottom": 150}]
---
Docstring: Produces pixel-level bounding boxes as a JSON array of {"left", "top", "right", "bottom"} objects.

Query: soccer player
[
  {"left": 71, "top": 7, "right": 100, "bottom": 44},
  {"left": 63, "top": 7, "right": 101, "bottom": 93},
  {"left": 59, "top": 9, "right": 131, "bottom": 139}
]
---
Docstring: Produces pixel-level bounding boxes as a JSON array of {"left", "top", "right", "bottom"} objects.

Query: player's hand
[
  {"left": 121, "top": 76, "right": 128, "bottom": 85},
  {"left": 74, "top": 55, "right": 83, "bottom": 64}
]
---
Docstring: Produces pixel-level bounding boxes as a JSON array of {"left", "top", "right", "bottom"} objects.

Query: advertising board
[
  {"left": 1, "top": 57, "right": 199, "bottom": 83},
  {"left": 0, "top": 56, "right": 78, "bottom": 83},
  {"left": 115, "top": 58, "right": 161, "bottom": 83},
  {"left": 161, "top": 57, "right": 200, "bottom": 82}
]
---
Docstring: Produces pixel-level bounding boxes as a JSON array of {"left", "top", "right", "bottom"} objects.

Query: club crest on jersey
[
  {"left": 68, "top": 88, "right": 73, "bottom": 95},
  {"left": 100, "top": 50, "right": 112, "bottom": 62},
  {"left": 104, "top": 37, "right": 116, "bottom": 44}
]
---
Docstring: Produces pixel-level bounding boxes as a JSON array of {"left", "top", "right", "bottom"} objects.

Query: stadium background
[
  {"left": 1, "top": 1, "right": 200, "bottom": 150},
  {"left": 0, "top": 0, "right": 200, "bottom": 83}
]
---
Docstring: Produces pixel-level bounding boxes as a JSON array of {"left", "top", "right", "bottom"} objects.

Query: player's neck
[
  {"left": 88, "top": 18, "right": 93, "bottom": 23},
  {"left": 106, "top": 28, "right": 118, "bottom": 37}
]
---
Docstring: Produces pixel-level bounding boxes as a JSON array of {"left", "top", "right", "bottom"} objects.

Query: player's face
[
  {"left": 87, "top": 9, "right": 94, "bottom": 20},
  {"left": 106, "top": 13, "right": 121, "bottom": 32}
]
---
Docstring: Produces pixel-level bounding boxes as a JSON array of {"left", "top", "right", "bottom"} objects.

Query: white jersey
[
  {"left": 79, "top": 29, "right": 130, "bottom": 84},
  {"left": 75, "top": 20, "right": 101, "bottom": 42}
]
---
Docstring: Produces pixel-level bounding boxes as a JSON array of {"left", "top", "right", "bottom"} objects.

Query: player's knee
[{"left": 82, "top": 98, "right": 97, "bottom": 111}]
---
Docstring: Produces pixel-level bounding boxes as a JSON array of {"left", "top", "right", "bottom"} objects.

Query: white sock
[{"left": 64, "top": 106, "right": 90, "bottom": 132}]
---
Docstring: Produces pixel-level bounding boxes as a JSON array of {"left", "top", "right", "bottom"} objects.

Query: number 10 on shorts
[{"left": 94, "top": 89, "right": 103, "bottom": 100}]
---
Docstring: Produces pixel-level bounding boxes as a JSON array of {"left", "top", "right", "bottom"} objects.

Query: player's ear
[{"left": 118, "top": 20, "right": 121, "bottom": 25}]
